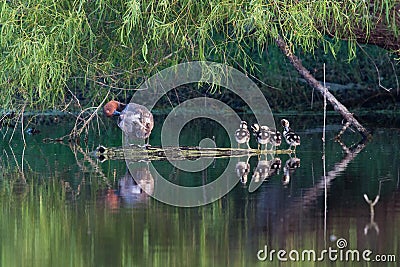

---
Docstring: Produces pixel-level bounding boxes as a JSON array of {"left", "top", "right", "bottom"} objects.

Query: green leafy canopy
[{"left": 0, "top": 0, "right": 398, "bottom": 110}]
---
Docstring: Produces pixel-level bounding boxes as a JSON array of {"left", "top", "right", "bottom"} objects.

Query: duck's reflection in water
[
  {"left": 252, "top": 160, "right": 271, "bottom": 183},
  {"left": 269, "top": 158, "right": 282, "bottom": 176},
  {"left": 238, "top": 154, "right": 302, "bottom": 190},
  {"left": 282, "top": 157, "right": 300, "bottom": 186},
  {"left": 119, "top": 168, "right": 154, "bottom": 203},
  {"left": 235, "top": 156, "right": 250, "bottom": 185},
  {"left": 105, "top": 166, "right": 154, "bottom": 209},
  {"left": 252, "top": 157, "right": 282, "bottom": 183}
]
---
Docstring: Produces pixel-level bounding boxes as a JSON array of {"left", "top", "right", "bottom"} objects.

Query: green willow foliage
[{"left": 0, "top": 0, "right": 398, "bottom": 110}]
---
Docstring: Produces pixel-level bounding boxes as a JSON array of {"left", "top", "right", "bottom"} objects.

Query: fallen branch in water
[
  {"left": 275, "top": 35, "right": 372, "bottom": 139},
  {"left": 281, "top": 137, "right": 369, "bottom": 230},
  {"left": 95, "top": 145, "right": 293, "bottom": 162}
]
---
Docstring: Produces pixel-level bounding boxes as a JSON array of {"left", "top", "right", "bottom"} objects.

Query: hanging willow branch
[{"left": 1, "top": 0, "right": 399, "bottom": 112}]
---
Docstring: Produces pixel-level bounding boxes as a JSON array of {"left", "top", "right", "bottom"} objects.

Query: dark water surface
[{"left": 1, "top": 114, "right": 399, "bottom": 267}]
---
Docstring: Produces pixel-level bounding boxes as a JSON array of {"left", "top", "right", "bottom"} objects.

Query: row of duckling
[
  {"left": 236, "top": 156, "right": 301, "bottom": 186},
  {"left": 235, "top": 119, "right": 301, "bottom": 151}
]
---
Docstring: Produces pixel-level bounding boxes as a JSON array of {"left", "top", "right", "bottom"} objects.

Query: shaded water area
[{"left": 1, "top": 113, "right": 399, "bottom": 267}]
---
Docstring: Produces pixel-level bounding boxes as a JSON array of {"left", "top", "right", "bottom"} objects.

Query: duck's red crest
[{"left": 103, "top": 100, "right": 120, "bottom": 117}]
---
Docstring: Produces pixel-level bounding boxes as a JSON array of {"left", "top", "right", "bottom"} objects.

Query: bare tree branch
[{"left": 275, "top": 35, "right": 371, "bottom": 139}]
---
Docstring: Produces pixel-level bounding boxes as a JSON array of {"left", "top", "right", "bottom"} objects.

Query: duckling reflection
[
  {"left": 269, "top": 157, "right": 282, "bottom": 176},
  {"left": 282, "top": 157, "right": 301, "bottom": 186},
  {"left": 235, "top": 156, "right": 250, "bottom": 184},
  {"left": 252, "top": 160, "right": 268, "bottom": 183},
  {"left": 252, "top": 158, "right": 282, "bottom": 183}
]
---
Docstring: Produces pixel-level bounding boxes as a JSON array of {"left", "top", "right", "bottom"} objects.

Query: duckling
[
  {"left": 281, "top": 119, "right": 300, "bottom": 151},
  {"left": 104, "top": 100, "right": 154, "bottom": 145},
  {"left": 235, "top": 121, "right": 250, "bottom": 149},
  {"left": 251, "top": 123, "right": 270, "bottom": 150},
  {"left": 269, "top": 129, "right": 282, "bottom": 148}
]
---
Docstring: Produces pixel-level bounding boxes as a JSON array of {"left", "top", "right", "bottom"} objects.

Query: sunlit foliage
[{"left": 0, "top": 0, "right": 398, "bottom": 110}]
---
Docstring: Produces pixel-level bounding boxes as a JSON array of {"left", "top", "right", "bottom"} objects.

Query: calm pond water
[{"left": 0, "top": 113, "right": 399, "bottom": 267}]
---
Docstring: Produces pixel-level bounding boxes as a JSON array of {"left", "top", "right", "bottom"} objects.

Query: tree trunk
[{"left": 275, "top": 35, "right": 371, "bottom": 139}]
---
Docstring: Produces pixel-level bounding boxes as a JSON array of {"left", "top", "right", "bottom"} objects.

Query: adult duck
[{"left": 103, "top": 100, "right": 154, "bottom": 144}]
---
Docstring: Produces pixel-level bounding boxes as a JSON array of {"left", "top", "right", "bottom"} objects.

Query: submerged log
[
  {"left": 275, "top": 35, "right": 372, "bottom": 139},
  {"left": 95, "top": 145, "right": 293, "bottom": 162}
]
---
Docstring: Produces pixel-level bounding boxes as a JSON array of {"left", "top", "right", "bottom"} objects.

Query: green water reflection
[{"left": 1, "top": 116, "right": 399, "bottom": 267}]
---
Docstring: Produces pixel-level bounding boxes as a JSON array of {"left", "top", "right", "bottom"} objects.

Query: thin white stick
[
  {"left": 323, "top": 63, "right": 327, "bottom": 143},
  {"left": 21, "top": 104, "right": 26, "bottom": 147},
  {"left": 323, "top": 63, "right": 327, "bottom": 244}
]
